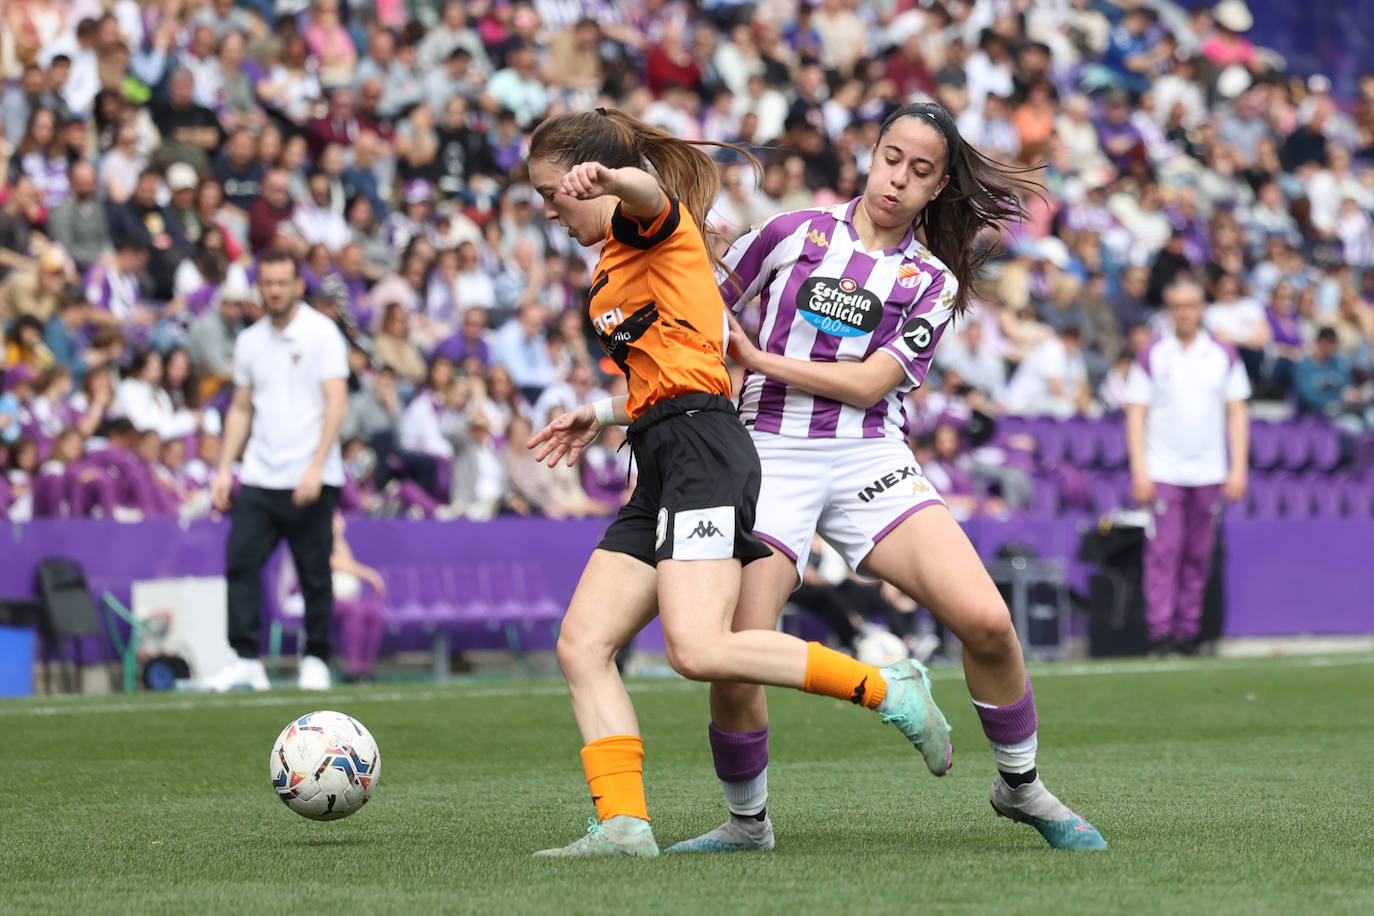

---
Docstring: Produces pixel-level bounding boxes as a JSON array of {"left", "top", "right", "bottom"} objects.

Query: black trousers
[{"left": 226, "top": 484, "right": 340, "bottom": 661}]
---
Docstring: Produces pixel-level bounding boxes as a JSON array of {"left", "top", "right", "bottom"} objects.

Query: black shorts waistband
[{"left": 628, "top": 392, "right": 737, "bottom": 434}]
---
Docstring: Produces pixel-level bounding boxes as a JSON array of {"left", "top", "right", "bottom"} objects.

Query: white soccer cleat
[
  {"left": 204, "top": 657, "right": 271, "bottom": 692},
  {"left": 297, "top": 655, "right": 332, "bottom": 691}
]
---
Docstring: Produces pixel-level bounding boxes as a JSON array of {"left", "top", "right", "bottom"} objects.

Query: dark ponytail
[
  {"left": 878, "top": 102, "right": 1040, "bottom": 316},
  {"left": 528, "top": 108, "right": 759, "bottom": 277}
]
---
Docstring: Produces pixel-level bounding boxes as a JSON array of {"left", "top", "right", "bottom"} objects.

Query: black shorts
[{"left": 598, "top": 393, "right": 772, "bottom": 567}]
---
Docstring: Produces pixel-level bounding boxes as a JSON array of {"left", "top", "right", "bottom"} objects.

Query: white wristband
[{"left": 592, "top": 398, "right": 617, "bottom": 428}]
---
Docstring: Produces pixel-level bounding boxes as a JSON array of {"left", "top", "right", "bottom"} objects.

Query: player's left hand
[
  {"left": 725, "top": 312, "right": 761, "bottom": 369},
  {"left": 528, "top": 403, "right": 602, "bottom": 468},
  {"left": 1222, "top": 468, "right": 1247, "bottom": 502},
  {"left": 293, "top": 465, "right": 323, "bottom": 506},
  {"left": 560, "top": 161, "right": 618, "bottom": 201}
]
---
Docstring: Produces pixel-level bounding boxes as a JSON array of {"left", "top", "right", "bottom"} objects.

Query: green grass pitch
[{"left": 2, "top": 655, "right": 1372, "bottom": 915}]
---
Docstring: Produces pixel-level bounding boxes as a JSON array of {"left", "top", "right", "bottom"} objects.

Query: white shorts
[{"left": 750, "top": 432, "right": 946, "bottom": 584}]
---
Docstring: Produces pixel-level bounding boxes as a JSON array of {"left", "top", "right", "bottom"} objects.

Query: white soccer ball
[
  {"left": 270, "top": 710, "right": 381, "bottom": 820},
  {"left": 855, "top": 627, "right": 909, "bottom": 668}
]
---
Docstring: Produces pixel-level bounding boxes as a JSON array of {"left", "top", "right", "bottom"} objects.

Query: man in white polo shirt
[
  {"left": 1125, "top": 278, "right": 1250, "bottom": 655},
  {"left": 206, "top": 250, "right": 350, "bottom": 691}
]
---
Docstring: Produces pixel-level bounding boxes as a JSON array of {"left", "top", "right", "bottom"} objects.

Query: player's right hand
[
  {"left": 725, "top": 312, "right": 762, "bottom": 370},
  {"left": 560, "top": 161, "right": 617, "bottom": 201},
  {"left": 527, "top": 404, "right": 602, "bottom": 468},
  {"left": 211, "top": 468, "right": 234, "bottom": 512},
  {"left": 1130, "top": 473, "right": 1155, "bottom": 508}
]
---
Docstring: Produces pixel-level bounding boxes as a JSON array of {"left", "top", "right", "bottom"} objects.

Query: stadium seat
[
  {"left": 1246, "top": 476, "right": 1283, "bottom": 519},
  {"left": 1065, "top": 419, "right": 1100, "bottom": 467},
  {"left": 1309, "top": 423, "right": 1344, "bottom": 472},
  {"left": 1098, "top": 420, "right": 1128, "bottom": 469},
  {"left": 1027, "top": 473, "right": 1060, "bottom": 516},
  {"left": 1249, "top": 421, "right": 1280, "bottom": 470},
  {"left": 1279, "top": 422, "right": 1312, "bottom": 471},
  {"left": 1307, "top": 476, "right": 1347, "bottom": 518}
]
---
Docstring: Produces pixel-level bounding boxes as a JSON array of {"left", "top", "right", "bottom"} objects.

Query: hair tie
[{"left": 595, "top": 107, "right": 608, "bottom": 116}]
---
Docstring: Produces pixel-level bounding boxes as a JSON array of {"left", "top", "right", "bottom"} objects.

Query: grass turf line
[{"left": 1, "top": 656, "right": 1371, "bottom": 915}]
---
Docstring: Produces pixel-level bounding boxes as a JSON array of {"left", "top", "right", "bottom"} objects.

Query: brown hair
[
  {"left": 528, "top": 108, "right": 757, "bottom": 276},
  {"left": 878, "top": 102, "right": 1040, "bottom": 316}
]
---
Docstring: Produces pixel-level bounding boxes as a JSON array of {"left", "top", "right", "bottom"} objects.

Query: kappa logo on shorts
[
  {"left": 857, "top": 466, "right": 923, "bottom": 503},
  {"left": 655, "top": 508, "right": 668, "bottom": 550},
  {"left": 686, "top": 520, "right": 724, "bottom": 539},
  {"left": 672, "top": 507, "right": 734, "bottom": 561}
]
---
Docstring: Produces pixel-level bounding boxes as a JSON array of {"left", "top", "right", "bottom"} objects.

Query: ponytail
[
  {"left": 529, "top": 108, "right": 758, "bottom": 276},
  {"left": 878, "top": 103, "right": 1041, "bottom": 316}
]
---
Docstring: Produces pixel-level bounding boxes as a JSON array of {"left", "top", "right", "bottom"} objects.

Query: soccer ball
[
  {"left": 270, "top": 710, "right": 381, "bottom": 820},
  {"left": 855, "top": 627, "right": 909, "bottom": 668}
]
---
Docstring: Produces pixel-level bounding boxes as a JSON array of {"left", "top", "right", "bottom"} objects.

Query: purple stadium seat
[
  {"left": 1279, "top": 422, "right": 1312, "bottom": 471},
  {"left": 1089, "top": 477, "right": 1121, "bottom": 514},
  {"left": 1250, "top": 421, "right": 1280, "bottom": 470},
  {"left": 1034, "top": 420, "right": 1068, "bottom": 465},
  {"left": 1027, "top": 472, "right": 1060, "bottom": 516},
  {"left": 381, "top": 565, "right": 429, "bottom": 629},
  {"left": 477, "top": 562, "right": 524, "bottom": 624},
  {"left": 1309, "top": 423, "right": 1344, "bottom": 472},
  {"left": 1065, "top": 420, "right": 1100, "bottom": 467},
  {"left": 1099, "top": 420, "right": 1128, "bottom": 469},
  {"left": 441, "top": 563, "right": 491, "bottom": 623},
  {"left": 1308, "top": 477, "right": 1347, "bottom": 518},
  {"left": 1246, "top": 475, "right": 1283, "bottom": 518},
  {"left": 1339, "top": 474, "right": 1374, "bottom": 517},
  {"left": 512, "top": 562, "right": 563, "bottom": 622}
]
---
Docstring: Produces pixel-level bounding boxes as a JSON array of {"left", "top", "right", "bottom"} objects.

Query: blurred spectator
[
  {"left": 187, "top": 273, "right": 251, "bottom": 384},
  {"left": 2, "top": 245, "right": 69, "bottom": 326},
  {"left": 45, "top": 160, "right": 110, "bottom": 275},
  {"left": 111, "top": 349, "right": 200, "bottom": 440},
  {"left": 1003, "top": 325, "right": 1093, "bottom": 419},
  {"left": 482, "top": 42, "right": 548, "bottom": 129},
  {"left": 151, "top": 69, "right": 223, "bottom": 172},
  {"left": 247, "top": 169, "right": 295, "bottom": 254},
  {"left": 328, "top": 512, "right": 388, "bottom": 683},
  {"left": 1294, "top": 327, "right": 1369, "bottom": 433},
  {"left": 108, "top": 170, "right": 193, "bottom": 300},
  {"left": 372, "top": 302, "right": 429, "bottom": 386},
  {"left": 214, "top": 127, "right": 266, "bottom": 212}
]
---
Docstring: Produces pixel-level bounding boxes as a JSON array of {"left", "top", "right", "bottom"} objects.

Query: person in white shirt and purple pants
[{"left": 1125, "top": 278, "right": 1250, "bottom": 655}]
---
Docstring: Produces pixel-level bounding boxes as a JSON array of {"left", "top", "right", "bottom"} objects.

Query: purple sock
[
  {"left": 708, "top": 723, "right": 769, "bottom": 783},
  {"left": 973, "top": 675, "right": 1038, "bottom": 745}
]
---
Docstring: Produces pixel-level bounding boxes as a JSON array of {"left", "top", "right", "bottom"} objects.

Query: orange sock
[
  {"left": 801, "top": 641, "right": 887, "bottom": 709},
  {"left": 580, "top": 735, "right": 649, "bottom": 822}
]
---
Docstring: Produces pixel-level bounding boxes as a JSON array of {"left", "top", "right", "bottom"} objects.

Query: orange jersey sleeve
[{"left": 587, "top": 193, "right": 732, "bottom": 420}]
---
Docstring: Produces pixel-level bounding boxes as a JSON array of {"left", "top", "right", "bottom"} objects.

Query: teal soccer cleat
[
  {"left": 532, "top": 816, "right": 660, "bottom": 858},
  {"left": 875, "top": 659, "right": 953, "bottom": 775},
  {"left": 665, "top": 815, "right": 775, "bottom": 853},
  {"left": 990, "top": 777, "right": 1108, "bottom": 850}
]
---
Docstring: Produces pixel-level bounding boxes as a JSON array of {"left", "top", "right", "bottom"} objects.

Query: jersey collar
[{"left": 839, "top": 196, "right": 920, "bottom": 257}]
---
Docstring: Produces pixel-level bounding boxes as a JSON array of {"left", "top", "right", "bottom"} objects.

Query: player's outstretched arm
[
  {"left": 527, "top": 395, "right": 628, "bottom": 468},
  {"left": 560, "top": 162, "right": 665, "bottom": 222}
]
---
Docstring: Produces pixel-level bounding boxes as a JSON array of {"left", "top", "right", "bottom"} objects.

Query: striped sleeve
[{"left": 879, "top": 268, "right": 958, "bottom": 389}]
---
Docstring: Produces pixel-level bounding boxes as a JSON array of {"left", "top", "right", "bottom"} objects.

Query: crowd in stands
[{"left": 3, "top": 0, "right": 1374, "bottom": 526}]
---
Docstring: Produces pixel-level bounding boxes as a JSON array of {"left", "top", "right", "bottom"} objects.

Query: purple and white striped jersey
[{"left": 720, "top": 198, "right": 958, "bottom": 440}]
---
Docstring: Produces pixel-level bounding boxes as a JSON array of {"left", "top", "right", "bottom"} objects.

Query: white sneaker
[
  {"left": 204, "top": 657, "right": 270, "bottom": 692},
  {"left": 298, "top": 655, "right": 332, "bottom": 691}
]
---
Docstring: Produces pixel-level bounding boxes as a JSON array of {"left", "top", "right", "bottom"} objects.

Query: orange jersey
[{"left": 588, "top": 194, "right": 731, "bottom": 420}]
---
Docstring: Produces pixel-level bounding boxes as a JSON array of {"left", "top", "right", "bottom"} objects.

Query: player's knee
[
  {"left": 664, "top": 638, "right": 716, "bottom": 682},
  {"left": 554, "top": 622, "right": 616, "bottom": 680},
  {"left": 960, "top": 607, "right": 1018, "bottom": 660}
]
